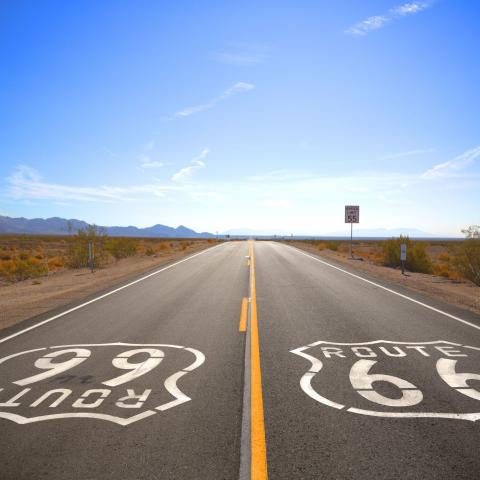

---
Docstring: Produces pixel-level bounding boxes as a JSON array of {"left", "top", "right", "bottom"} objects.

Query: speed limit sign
[{"left": 345, "top": 205, "right": 359, "bottom": 223}]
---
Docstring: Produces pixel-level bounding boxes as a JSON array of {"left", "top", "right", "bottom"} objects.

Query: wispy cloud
[
  {"left": 141, "top": 158, "right": 165, "bottom": 168},
  {"left": 213, "top": 44, "right": 268, "bottom": 66},
  {"left": 382, "top": 148, "right": 434, "bottom": 160},
  {"left": 174, "top": 82, "right": 254, "bottom": 118},
  {"left": 7, "top": 165, "right": 175, "bottom": 203},
  {"left": 345, "top": 2, "right": 433, "bottom": 36},
  {"left": 422, "top": 146, "right": 480, "bottom": 178},
  {"left": 172, "top": 148, "right": 209, "bottom": 182},
  {"left": 139, "top": 140, "right": 165, "bottom": 168},
  {"left": 103, "top": 147, "right": 117, "bottom": 158}
]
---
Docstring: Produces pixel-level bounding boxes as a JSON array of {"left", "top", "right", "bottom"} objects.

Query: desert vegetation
[
  {"left": 0, "top": 227, "right": 220, "bottom": 284},
  {"left": 285, "top": 226, "right": 480, "bottom": 286}
]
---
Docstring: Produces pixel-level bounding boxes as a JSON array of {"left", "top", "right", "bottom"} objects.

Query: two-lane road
[{"left": 0, "top": 241, "right": 479, "bottom": 479}]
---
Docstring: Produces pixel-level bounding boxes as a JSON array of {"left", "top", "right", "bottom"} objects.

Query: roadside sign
[
  {"left": 400, "top": 243, "right": 407, "bottom": 261},
  {"left": 345, "top": 205, "right": 359, "bottom": 223}
]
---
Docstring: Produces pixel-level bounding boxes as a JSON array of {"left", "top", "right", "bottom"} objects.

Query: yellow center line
[
  {"left": 239, "top": 297, "right": 248, "bottom": 332},
  {"left": 249, "top": 242, "right": 268, "bottom": 479}
]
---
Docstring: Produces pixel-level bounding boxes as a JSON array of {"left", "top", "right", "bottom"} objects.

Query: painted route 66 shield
[
  {"left": 291, "top": 340, "right": 480, "bottom": 421},
  {"left": 0, "top": 343, "right": 205, "bottom": 426}
]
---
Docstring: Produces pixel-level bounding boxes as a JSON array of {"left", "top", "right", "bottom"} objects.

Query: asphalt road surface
[{"left": 1, "top": 241, "right": 479, "bottom": 479}]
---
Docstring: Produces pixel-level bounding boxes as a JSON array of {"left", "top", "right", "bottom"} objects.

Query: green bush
[
  {"left": 451, "top": 239, "right": 480, "bottom": 286},
  {"left": 67, "top": 225, "right": 107, "bottom": 269},
  {"left": 382, "top": 236, "right": 432, "bottom": 274}
]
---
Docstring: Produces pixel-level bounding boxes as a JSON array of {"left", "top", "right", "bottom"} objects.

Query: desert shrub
[
  {"left": 145, "top": 247, "right": 155, "bottom": 256},
  {"left": 437, "top": 252, "right": 450, "bottom": 262},
  {"left": 67, "top": 225, "right": 107, "bottom": 269},
  {"left": 48, "top": 256, "right": 65, "bottom": 269},
  {"left": 326, "top": 241, "right": 339, "bottom": 251},
  {"left": 451, "top": 239, "right": 480, "bottom": 286},
  {"left": 382, "top": 236, "right": 432, "bottom": 274},
  {"left": 0, "top": 257, "right": 48, "bottom": 282},
  {"left": 317, "top": 242, "right": 327, "bottom": 251},
  {"left": 105, "top": 237, "right": 138, "bottom": 259},
  {"left": 433, "top": 264, "right": 453, "bottom": 278}
]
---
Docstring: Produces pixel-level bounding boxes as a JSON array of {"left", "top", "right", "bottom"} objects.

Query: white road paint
[
  {"left": 287, "top": 244, "right": 480, "bottom": 332},
  {"left": 0, "top": 343, "right": 206, "bottom": 426},
  {"left": 14, "top": 348, "right": 91, "bottom": 386},
  {"left": 0, "top": 243, "right": 226, "bottom": 345},
  {"left": 291, "top": 340, "right": 480, "bottom": 422}
]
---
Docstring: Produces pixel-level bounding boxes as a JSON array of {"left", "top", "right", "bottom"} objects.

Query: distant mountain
[{"left": 0, "top": 215, "right": 213, "bottom": 238}]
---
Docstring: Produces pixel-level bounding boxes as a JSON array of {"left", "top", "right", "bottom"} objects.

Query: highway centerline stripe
[
  {"left": 286, "top": 243, "right": 480, "bottom": 332},
  {"left": 249, "top": 242, "right": 268, "bottom": 479},
  {"left": 0, "top": 242, "right": 227, "bottom": 345},
  {"left": 239, "top": 297, "right": 248, "bottom": 332}
]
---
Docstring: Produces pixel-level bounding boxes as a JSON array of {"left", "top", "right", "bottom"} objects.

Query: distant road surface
[{"left": 1, "top": 241, "right": 479, "bottom": 479}]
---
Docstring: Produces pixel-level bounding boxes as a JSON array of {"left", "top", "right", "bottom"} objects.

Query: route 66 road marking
[
  {"left": 0, "top": 343, "right": 205, "bottom": 426},
  {"left": 291, "top": 340, "right": 480, "bottom": 421}
]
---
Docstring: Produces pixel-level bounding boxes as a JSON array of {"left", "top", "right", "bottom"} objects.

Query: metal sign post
[
  {"left": 400, "top": 243, "right": 407, "bottom": 275},
  {"left": 88, "top": 241, "right": 94, "bottom": 273},
  {"left": 345, "top": 205, "right": 359, "bottom": 259}
]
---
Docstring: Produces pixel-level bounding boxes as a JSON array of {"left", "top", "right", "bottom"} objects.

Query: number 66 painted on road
[
  {"left": 291, "top": 340, "right": 480, "bottom": 421},
  {"left": 349, "top": 359, "right": 480, "bottom": 407},
  {"left": 13, "top": 348, "right": 164, "bottom": 387}
]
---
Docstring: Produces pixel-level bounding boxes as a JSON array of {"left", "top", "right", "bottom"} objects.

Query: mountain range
[{"left": 0, "top": 215, "right": 213, "bottom": 238}]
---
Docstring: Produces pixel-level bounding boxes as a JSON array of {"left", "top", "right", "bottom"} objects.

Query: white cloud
[
  {"left": 345, "top": 2, "right": 433, "bottom": 36},
  {"left": 213, "top": 44, "right": 268, "bottom": 66},
  {"left": 174, "top": 82, "right": 254, "bottom": 118},
  {"left": 422, "top": 146, "right": 480, "bottom": 178},
  {"left": 141, "top": 156, "right": 165, "bottom": 168},
  {"left": 381, "top": 148, "right": 434, "bottom": 160},
  {"left": 172, "top": 148, "right": 209, "bottom": 182},
  {"left": 7, "top": 165, "right": 178, "bottom": 203}
]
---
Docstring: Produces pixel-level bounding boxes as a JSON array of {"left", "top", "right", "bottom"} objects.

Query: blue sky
[{"left": 0, "top": 0, "right": 479, "bottom": 235}]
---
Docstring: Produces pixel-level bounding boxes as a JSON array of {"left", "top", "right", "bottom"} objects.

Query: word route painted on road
[
  {"left": 291, "top": 340, "right": 480, "bottom": 421},
  {"left": 0, "top": 343, "right": 205, "bottom": 426}
]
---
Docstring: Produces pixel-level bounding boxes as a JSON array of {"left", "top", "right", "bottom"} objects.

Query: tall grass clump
[{"left": 382, "top": 236, "right": 432, "bottom": 274}]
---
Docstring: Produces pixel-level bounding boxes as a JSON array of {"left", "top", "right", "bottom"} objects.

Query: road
[{"left": 0, "top": 241, "right": 479, "bottom": 479}]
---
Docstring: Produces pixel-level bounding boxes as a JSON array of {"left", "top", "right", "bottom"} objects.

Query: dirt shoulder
[
  {"left": 287, "top": 241, "right": 480, "bottom": 316},
  {"left": 0, "top": 241, "right": 215, "bottom": 331}
]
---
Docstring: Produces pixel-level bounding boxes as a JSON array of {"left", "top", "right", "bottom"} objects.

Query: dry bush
[
  {"left": 48, "top": 256, "right": 65, "bottom": 269},
  {"left": 0, "top": 256, "right": 48, "bottom": 282},
  {"left": 158, "top": 242, "right": 169, "bottom": 251},
  {"left": 437, "top": 252, "right": 450, "bottom": 262},
  {"left": 105, "top": 237, "right": 138, "bottom": 259},
  {"left": 317, "top": 242, "right": 327, "bottom": 251},
  {"left": 145, "top": 247, "right": 155, "bottom": 256},
  {"left": 325, "top": 241, "right": 339, "bottom": 251}
]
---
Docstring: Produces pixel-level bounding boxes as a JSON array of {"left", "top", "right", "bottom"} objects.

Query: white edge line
[
  {"left": 0, "top": 243, "right": 225, "bottom": 344},
  {"left": 285, "top": 244, "right": 480, "bottom": 332}
]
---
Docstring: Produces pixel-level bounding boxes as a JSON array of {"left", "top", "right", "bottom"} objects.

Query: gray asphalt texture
[{"left": 1, "top": 241, "right": 479, "bottom": 479}]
